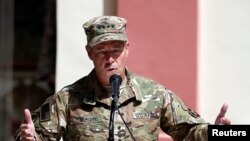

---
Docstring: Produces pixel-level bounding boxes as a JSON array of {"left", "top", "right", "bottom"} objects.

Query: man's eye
[
  {"left": 113, "top": 49, "right": 122, "bottom": 54},
  {"left": 96, "top": 51, "right": 106, "bottom": 57},
  {"left": 113, "top": 44, "right": 124, "bottom": 48}
]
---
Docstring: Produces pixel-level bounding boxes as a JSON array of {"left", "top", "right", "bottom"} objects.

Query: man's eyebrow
[
  {"left": 94, "top": 45, "right": 105, "bottom": 50},
  {"left": 112, "top": 43, "right": 125, "bottom": 47}
]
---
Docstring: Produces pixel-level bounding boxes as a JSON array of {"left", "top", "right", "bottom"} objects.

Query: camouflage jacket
[{"left": 15, "top": 69, "right": 208, "bottom": 141}]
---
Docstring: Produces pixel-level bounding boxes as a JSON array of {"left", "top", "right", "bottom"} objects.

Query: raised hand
[
  {"left": 214, "top": 103, "right": 231, "bottom": 125},
  {"left": 20, "top": 109, "right": 36, "bottom": 141}
]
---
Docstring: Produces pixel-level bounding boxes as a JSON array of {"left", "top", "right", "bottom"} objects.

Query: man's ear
[
  {"left": 86, "top": 46, "right": 93, "bottom": 60},
  {"left": 125, "top": 41, "right": 129, "bottom": 57}
]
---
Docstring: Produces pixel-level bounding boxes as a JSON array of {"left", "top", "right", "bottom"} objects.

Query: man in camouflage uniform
[{"left": 15, "top": 16, "right": 231, "bottom": 141}]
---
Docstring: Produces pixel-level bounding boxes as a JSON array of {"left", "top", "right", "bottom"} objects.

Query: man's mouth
[{"left": 107, "top": 68, "right": 116, "bottom": 71}]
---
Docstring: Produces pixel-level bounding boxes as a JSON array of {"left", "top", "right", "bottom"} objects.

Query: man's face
[{"left": 87, "top": 41, "right": 129, "bottom": 86}]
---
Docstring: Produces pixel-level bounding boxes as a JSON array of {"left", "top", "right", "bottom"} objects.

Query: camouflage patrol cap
[{"left": 83, "top": 16, "right": 127, "bottom": 47}]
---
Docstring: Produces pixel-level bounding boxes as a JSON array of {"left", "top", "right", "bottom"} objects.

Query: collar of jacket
[{"left": 73, "top": 68, "right": 143, "bottom": 106}]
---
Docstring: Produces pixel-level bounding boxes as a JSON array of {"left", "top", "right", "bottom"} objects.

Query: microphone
[
  {"left": 108, "top": 74, "right": 122, "bottom": 141},
  {"left": 109, "top": 74, "right": 122, "bottom": 101}
]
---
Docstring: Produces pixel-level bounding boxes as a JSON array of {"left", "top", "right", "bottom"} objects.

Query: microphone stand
[
  {"left": 108, "top": 89, "right": 136, "bottom": 141},
  {"left": 108, "top": 92, "right": 118, "bottom": 141}
]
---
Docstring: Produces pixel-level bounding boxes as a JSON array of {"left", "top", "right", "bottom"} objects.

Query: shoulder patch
[{"left": 40, "top": 102, "right": 51, "bottom": 121}]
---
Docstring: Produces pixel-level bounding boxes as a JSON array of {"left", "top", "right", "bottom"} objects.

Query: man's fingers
[
  {"left": 22, "top": 130, "right": 33, "bottom": 136},
  {"left": 24, "top": 109, "right": 33, "bottom": 124},
  {"left": 21, "top": 136, "right": 36, "bottom": 141},
  {"left": 218, "top": 103, "right": 228, "bottom": 118},
  {"left": 21, "top": 127, "right": 35, "bottom": 140},
  {"left": 222, "top": 117, "right": 231, "bottom": 125},
  {"left": 20, "top": 123, "right": 29, "bottom": 130}
]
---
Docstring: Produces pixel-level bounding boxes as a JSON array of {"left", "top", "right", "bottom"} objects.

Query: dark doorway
[{"left": 11, "top": 0, "right": 56, "bottom": 137}]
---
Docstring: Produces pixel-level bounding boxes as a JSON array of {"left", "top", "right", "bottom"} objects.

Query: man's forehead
[{"left": 94, "top": 41, "right": 125, "bottom": 49}]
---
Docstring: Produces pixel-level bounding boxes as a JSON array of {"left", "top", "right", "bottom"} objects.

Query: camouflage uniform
[
  {"left": 14, "top": 16, "right": 208, "bottom": 141},
  {"left": 15, "top": 69, "right": 208, "bottom": 141}
]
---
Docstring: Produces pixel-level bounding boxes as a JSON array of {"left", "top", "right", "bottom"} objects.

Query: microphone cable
[{"left": 116, "top": 107, "right": 136, "bottom": 141}]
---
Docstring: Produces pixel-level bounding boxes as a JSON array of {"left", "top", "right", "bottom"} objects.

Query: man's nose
[{"left": 105, "top": 52, "right": 116, "bottom": 62}]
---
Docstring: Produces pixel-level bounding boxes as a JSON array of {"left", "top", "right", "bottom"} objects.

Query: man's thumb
[
  {"left": 24, "top": 109, "right": 33, "bottom": 124},
  {"left": 218, "top": 103, "right": 228, "bottom": 118}
]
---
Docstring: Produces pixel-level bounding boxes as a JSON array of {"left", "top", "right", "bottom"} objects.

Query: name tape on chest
[
  {"left": 72, "top": 116, "right": 103, "bottom": 123},
  {"left": 133, "top": 112, "right": 159, "bottom": 119}
]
